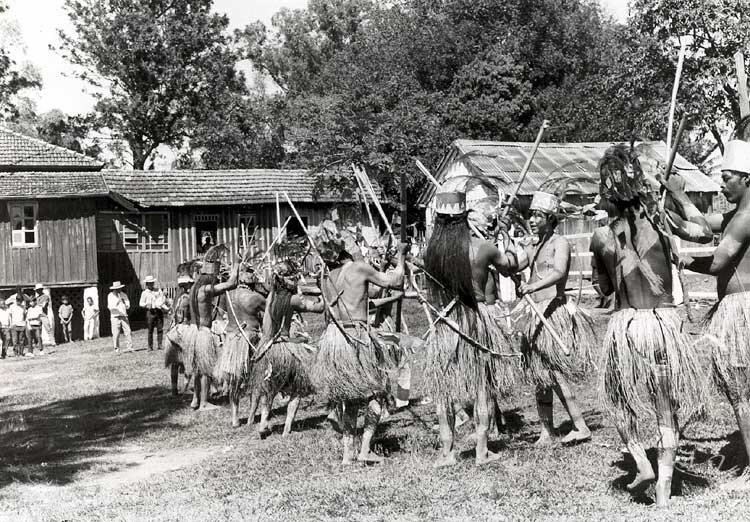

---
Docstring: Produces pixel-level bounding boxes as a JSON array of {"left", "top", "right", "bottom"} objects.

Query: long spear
[{"left": 500, "top": 120, "right": 550, "bottom": 219}]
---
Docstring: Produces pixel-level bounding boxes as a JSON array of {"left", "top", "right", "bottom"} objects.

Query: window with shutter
[{"left": 8, "top": 202, "right": 38, "bottom": 247}]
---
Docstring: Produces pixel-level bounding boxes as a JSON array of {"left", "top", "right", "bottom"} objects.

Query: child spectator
[
  {"left": 26, "top": 298, "right": 44, "bottom": 357},
  {"left": 0, "top": 301, "right": 10, "bottom": 359},
  {"left": 58, "top": 296, "right": 74, "bottom": 343},
  {"left": 8, "top": 297, "right": 27, "bottom": 357},
  {"left": 82, "top": 297, "right": 99, "bottom": 341}
]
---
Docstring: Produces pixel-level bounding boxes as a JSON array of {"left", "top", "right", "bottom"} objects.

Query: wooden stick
[
  {"left": 259, "top": 216, "right": 292, "bottom": 262},
  {"left": 416, "top": 159, "right": 440, "bottom": 188},
  {"left": 665, "top": 114, "right": 688, "bottom": 181},
  {"left": 353, "top": 164, "right": 397, "bottom": 244},
  {"left": 500, "top": 120, "right": 550, "bottom": 219},
  {"left": 353, "top": 172, "right": 377, "bottom": 234},
  {"left": 736, "top": 51, "right": 750, "bottom": 119},
  {"left": 665, "top": 40, "right": 687, "bottom": 163}
]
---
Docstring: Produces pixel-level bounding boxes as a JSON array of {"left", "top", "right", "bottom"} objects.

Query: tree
[
  {"left": 59, "top": 0, "right": 245, "bottom": 169},
  {"left": 0, "top": 2, "right": 41, "bottom": 120}
]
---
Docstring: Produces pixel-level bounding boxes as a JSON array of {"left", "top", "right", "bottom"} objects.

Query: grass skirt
[
  {"left": 421, "top": 302, "right": 518, "bottom": 404},
  {"left": 163, "top": 323, "right": 190, "bottom": 368},
  {"left": 520, "top": 296, "right": 597, "bottom": 387},
  {"left": 599, "top": 307, "right": 708, "bottom": 420},
  {"left": 705, "top": 292, "right": 750, "bottom": 401},
  {"left": 180, "top": 325, "right": 219, "bottom": 377},
  {"left": 214, "top": 329, "right": 260, "bottom": 395},
  {"left": 313, "top": 322, "right": 397, "bottom": 403},
  {"left": 250, "top": 337, "right": 316, "bottom": 398}
]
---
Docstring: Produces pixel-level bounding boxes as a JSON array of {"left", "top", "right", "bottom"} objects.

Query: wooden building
[{"left": 418, "top": 140, "right": 721, "bottom": 263}]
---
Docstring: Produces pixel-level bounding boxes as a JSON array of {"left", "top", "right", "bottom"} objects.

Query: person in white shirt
[
  {"left": 25, "top": 297, "right": 45, "bottom": 357},
  {"left": 139, "top": 275, "right": 167, "bottom": 351},
  {"left": 107, "top": 281, "right": 132, "bottom": 353},
  {"left": 0, "top": 300, "right": 10, "bottom": 359},
  {"left": 81, "top": 296, "right": 99, "bottom": 341},
  {"left": 8, "top": 297, "right": 27, "bottom": 356}
]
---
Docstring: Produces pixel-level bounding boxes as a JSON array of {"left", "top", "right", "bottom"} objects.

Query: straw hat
[
  {"left": 110, "top": 281, "right": 125, "bottom": 290},
  {"left": 34, "top": 283, "right": 44, "bottom": 291},
  {"left": 144, "top": 275, "right": 156, "bottom": 284},
  {"left": 177, "top": 275, "right": 193, "bottom": 285}
]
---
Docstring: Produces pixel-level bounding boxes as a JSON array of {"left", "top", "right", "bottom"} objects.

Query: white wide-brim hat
[
  {"left": 110, "top": 281, "right": 125, "bottom": 290},
  {"left": 177, "top": 275, "right": 194, "bottom": 285},
  {"left": 144, "top": 275, "right": 156, "bottom": 284},
  {"left": 34, "top": 283, "right": 44, "bottom": 291}
]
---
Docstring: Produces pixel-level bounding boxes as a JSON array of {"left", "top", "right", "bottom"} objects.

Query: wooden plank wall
[{"left": 0, "top": 198, "right": 98, "bottom": 288}]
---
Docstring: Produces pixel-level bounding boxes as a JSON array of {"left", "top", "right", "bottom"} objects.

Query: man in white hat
[
  {"left": 107, "top": 281, "right": 132, "bottom": 354},
  {"left": 34, "top": 284, "right": 55, "bottom": 347},
  {"left": 139, "top": 275, "right": 167, "bottom": 351},
  {"left": 680, "top": 136, "right": 750, "bottom": 489}
]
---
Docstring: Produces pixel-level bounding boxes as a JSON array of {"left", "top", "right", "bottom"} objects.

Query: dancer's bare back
[{"left": 224, "top": 287, "right": 265, "bottom": 334}]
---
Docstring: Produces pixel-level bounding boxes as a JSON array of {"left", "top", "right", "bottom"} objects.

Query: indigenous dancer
[
  {"left": 249, "top": 257, "right": 325, "bottom": 437},
  {"left": 164, "top": 273, "right": 194, "bottom": 396},
  {"left": 514, "top": 190, "right": 596, "bottom": 445},
  {"left": 421, "top": 182, "right": 519, "bottom": 467},
  {"left": 312, "top": 224, "right": 407, "bottom": 464},
  {"left": 680, "top": 135, "right": 750, "bottom": 488},
  {"left": 591, "top": 144, "right": 712, "bottom": 506},
  {"left": 215, "top": 267, "right": 266, "bottom": 428},
  {"left": 185, "top": 247, "right": 240, "bottom": 411}
]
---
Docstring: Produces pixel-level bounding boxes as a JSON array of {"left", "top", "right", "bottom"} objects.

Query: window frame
[
  {"left": 237, "top": 213, "right": 257, "bottom": 252},
  {"left": 97, "top": 211, "right": 170, "bottom": 252},
  {"left": 8, "top": 201, "right": 39, "bottom": 248}
]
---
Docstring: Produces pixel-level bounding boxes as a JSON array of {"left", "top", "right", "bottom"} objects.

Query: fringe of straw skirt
[
  {"left": 520, "top": 296, "right": 597, "bottom": 387},
  {"left": 214, "top": 328, "right": 260, "bottom": 394},
  {"left": 163, "top": 323, "right": 189, "bottom": 368},
  {"left": 421, "top": 302, "right": 519, "bottom": 403},
  {"left": 599, "top": 307, "right": 709, "bottom": 420},
  {"left": 179, "top": 325, "right": 220, "bottom": 377},
  {"left": 250, "top": 337, "right": 317, "bottom": 398},
  {"left": 705, "top": 292, "right": 750, "bottom": 401},
  {"left": 313, "top": 322, "right": 398, "bottom": 404}
]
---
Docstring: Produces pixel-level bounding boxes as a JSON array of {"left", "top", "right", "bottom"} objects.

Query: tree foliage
[
  {"left": 0, "top": 2, "right": 41, "bottom": 120},
  {"left": 59, "top": 0, "right": 245, "bottom": 169}
]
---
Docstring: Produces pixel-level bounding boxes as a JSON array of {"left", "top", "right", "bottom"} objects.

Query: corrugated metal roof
[
  {"left": 102, "top": 168, "right": 381, "bottom": 208},
  {"left": 0, "top": 127, "right": 104, "bottom": 171},
  {"left": 418, "top": 140, "right": 720, "bottom": 206}
]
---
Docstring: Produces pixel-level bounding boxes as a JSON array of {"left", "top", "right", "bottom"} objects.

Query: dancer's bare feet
[
  {"left": 231, "top": 417, "right": 241, "bottom": 428},
  {"left": 534, "top": 432, "right": 554, "bottom": 446},
  {"left": 433, "top": 451, "right": 458, "bottom": 468},
  {"left": 476, "top": 450, "right": 502, "bottom": 467},
  {"left": 190, "top": 398, "right": 200, "bottom": 410},
  {"left": 626, "top": 467, "right": 655, "bottom": 491},
  {"left": 721, "top": 469, "right": 750, "bottom": 491},
  {"left": 198, "top": 402, "right": 220, "bottom": 412},
  {"left": 357, "top": 451, "right": 385, "bottom": 464},
  {"left": 655, "top": 480, "right": 671, "bottom": 507},
  {"left": 561, "top": 428, "right": 591, "bottom": 445}
]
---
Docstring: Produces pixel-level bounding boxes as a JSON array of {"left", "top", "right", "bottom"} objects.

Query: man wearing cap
[
  {"left": 508, "top": 189, "right": 597, "bottom": 445},
  {"left": 591, "top": 144, "right": 712, "bottom": 506},
  {"left": 108, "top": 282, "right": 132, "bottom": 354},
  {"left": 680, "top": 136, "right": 750, "bottom": 489},
  {"left": 139, "top": 275, "right": 167, "bottom": 351},
  {"left": 421, "top": 181, "right": 520, "bottom": 467}
]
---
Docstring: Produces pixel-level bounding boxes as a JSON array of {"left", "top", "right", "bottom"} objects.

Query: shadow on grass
[
  {"left": 0, "top": 386, "right": 184, "bottom": 487},
  {"left": 610, "top": 446, "right": 712, "bottom": 505}
]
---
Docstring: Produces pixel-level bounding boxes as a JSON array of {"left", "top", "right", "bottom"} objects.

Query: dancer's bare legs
[
  {"left": 475, "top": 387, "right": 501, "bottom": 466},
  {"left": 654, "top": 364, "right": 678, "bottom": 507},
  {"left": 190, "top": 373, "right": 201, "bottom": 409},
  {"left": 283, "top": 396, "right": 301, "bottom": 436},
  {"left": 341, "top": 401, "right": 358, "bottom": 465},
  {"left": 613, "top": 408, "right": 655, "bottom": 490},
  {"left": 535, "top": 385, "right": 555, "bottom": 445},
  {"left": 553, "top": 372, "right": 591, "bottom": 444},
  {"left": 257, "top": 393, "right": 272, "bottom": 437},
  {"left": 198, "top": 375, "right": 219, "bottom": 411},
  {"left": 434, "top": 399, "right": 457, "bottom": 468},
  {"left": 358, "top": 398, "right": 384, "bottom": 463},
  {"left": 170, "top": 363, "right": 180, "bottom": 397},
  {"left": 230, "top": 389, "right": 242, "bottom": 428}
]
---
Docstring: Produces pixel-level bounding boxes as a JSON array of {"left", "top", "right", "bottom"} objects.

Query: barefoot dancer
[
  {"left": 680, "top": 135, "right": 750, "bottom": 489},
  {"left": 591, "top": 144, "right": 712, "bottom": 507},
  {"left": 184, "top": 247, "right": 240, "bottom": 411},
  {"left": 249, "top": 257, "right": 325, "bottom": 437},
  {"left": 215, "top": 268, "right": 266, "bottom": 427},
  {"left": 312, "top": 224, "right": 407, "bottom": 464},
  {"left": 514, "top": 190, "right": 596, "bottom": 445},
  {"left": 421, "top": 182, "right": 519, "bottom": 468},
  {"left": 164, "top": 273, "right": 194, "bottom": 396}
]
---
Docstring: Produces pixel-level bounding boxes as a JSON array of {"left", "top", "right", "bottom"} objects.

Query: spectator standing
[
  {"left": 26, "top": 297, "right": 44, "bottom": 357},
  {"left": 139, "top": 275, "right": 167, "bottom": 351},
  {"left": 58, "top": 296, "right": 74, "bottom": 342},
  {"left": 8, "top": 297, "right": 27, "bottom": 357},
  {"left": 82, "top": 296, "right": 99, "bottom": 341},
  {"left": 34, "top": 284, "right": 55, "bottom": 347},
  {"left": 0, "top": 300, "right": 10, "bottom": 359},
  {"left": 107, "top": 281, "right": 132, "bottom": 354}
]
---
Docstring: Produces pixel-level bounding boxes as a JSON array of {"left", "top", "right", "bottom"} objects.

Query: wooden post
[
  {"left": 395, "top": 169, "right": 407, "bottom": 332},
  {"left": 736, "top": 51, "right": 750, "bottom": 119}
]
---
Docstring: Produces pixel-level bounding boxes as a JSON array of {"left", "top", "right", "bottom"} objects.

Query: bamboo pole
[
  {"left": 500, "top": 120, "right": 550, "bottom": 219},
  {"left": 352, "top": 164, "right": 397, "bottom": 244},
  {"left": 665, "top": 40, "right": 687, "bottom": 163},
  {"left": 736, "top": 51, "right": 750, "bottom": 119}
]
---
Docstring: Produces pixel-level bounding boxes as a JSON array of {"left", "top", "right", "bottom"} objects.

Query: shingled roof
[
  {"left": 102, "top": 169, "right": 379, "bottom": 208},
  {"left": 0, "top": 172, "right": 108, "bottom": 198},
  {"left": 418, "top": 140, "right": 720, "bottom": 206},
  {"left": 0, "top": 127, "right": 103, "bottom": 172}
]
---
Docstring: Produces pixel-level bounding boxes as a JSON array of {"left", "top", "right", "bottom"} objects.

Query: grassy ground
[{"left": 0, "top": 300, "right": 749, "bottom": 521}]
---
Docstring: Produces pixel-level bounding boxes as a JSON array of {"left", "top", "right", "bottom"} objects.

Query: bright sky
[{"left": 4, "top": 0, "right": 627, "bottom": 115}]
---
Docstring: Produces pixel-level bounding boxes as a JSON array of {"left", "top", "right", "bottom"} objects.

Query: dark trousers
[
  {"left": 27, "top": 326, "right": 41, "bottom": 353},
  {"left": 11, "top": 326, "right": 27, "bottom": 355},
  {"left": 146, "top": 309, "right": 164, "bottom": 350},
  {"left": 0, "top": 328, "right": 9, "bottom": 357}
]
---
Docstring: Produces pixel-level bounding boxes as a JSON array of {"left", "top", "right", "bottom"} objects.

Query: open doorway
[{"left": 195, "top": 215, "right": 218, "bottom": 254}]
